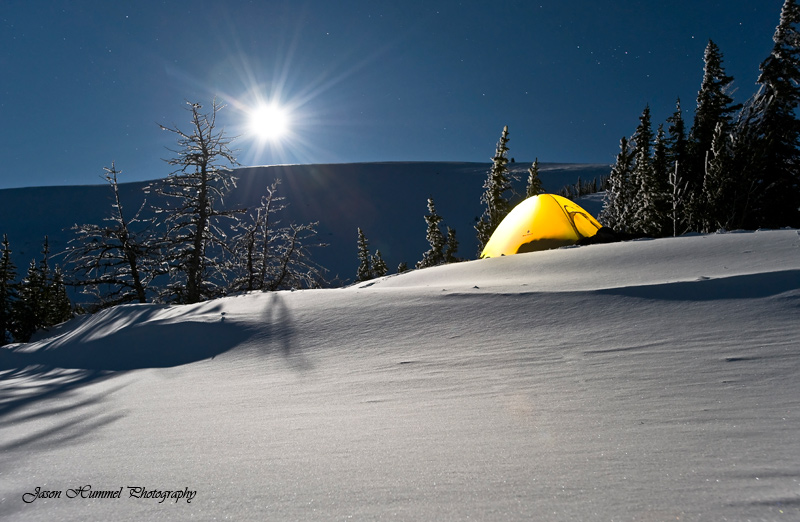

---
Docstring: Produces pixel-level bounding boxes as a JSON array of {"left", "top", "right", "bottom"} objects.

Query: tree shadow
[{"left": 257, "top": 292, "right": 311, "bottom": 371}]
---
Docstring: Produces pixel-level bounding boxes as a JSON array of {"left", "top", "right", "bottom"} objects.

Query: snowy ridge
[{"left": 1, "top": 229, "right": 800, "bottom": 520}]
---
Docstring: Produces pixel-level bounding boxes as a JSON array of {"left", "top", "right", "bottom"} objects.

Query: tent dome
[{"left": 481, "top": 194, "right": 602, "bottom": 258}]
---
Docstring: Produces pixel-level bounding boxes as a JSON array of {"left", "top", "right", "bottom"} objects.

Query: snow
[{"left": 2, "top": 228, "right": 799, "bottom": 520}]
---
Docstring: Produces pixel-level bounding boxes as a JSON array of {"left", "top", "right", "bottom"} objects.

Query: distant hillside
[{"left": 0, "top": 161, "right": 609, "bottom": 287}]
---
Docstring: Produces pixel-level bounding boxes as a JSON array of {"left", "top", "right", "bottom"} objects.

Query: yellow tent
[{"left": 481, "top": 194, "right": 603, "bottom": 258}]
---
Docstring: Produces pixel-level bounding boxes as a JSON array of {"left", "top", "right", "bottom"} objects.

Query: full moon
[{"left": 249, "top": 104, "right": 289, "bottom": 141}]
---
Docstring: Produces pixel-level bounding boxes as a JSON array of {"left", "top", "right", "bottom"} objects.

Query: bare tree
[
  {"left": 64, "top": 163, "right": 161, "bottom": 308},
  {"left": 146, "top": 99, "right": 241, "bottom": 304}
]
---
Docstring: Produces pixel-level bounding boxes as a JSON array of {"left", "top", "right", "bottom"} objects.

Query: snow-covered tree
[
  {"left": 65, "top": 163, "right": 161, "bottom": 307},
  {"left": 356, "top": 228, "right": 372, "bottom": 282},
  {"left": 417, "top": 197, "right": 446, "bottom": 269},
  {"left": 12, "top": 237, "right": 71, "bottom": 342},
  {"left": 145, "top": 99, "right": 241, "bottom": 304},
  {"left": 476, "top": 126, "right": 513, "bottom": 255},
  {"left": 600, "top": 136, "right": 634, "bottom": 231},
  {"left": 667, "top": 161, "right": 689, "bottom": 237},
  {"left": 666, "top": 99, "right": 689, "bottom": 175},
  {"left": 525, "top": 158, "right": 544, "bottom": 198},
  {"left": 371, "top": 250, "right": 388, "bottom": 278},
  {"left": 737, "top": 0, "right": 800, "bottom": 228},
  {"left": 0, "top": 235, "right": 17, "bottom": 345},
  {"left": 686, "top": 41, "right": 741, "bottom": 228},
  {"left": 444, "top": 227, "right": 461, "bottom": 264},
  {"left": 228, "top": 179, "right": 326, "bottom": 292}
]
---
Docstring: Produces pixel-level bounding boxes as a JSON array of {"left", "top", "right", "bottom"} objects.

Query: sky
[{"left": 0, "top": 0, "right": 787, "bottom": 189}]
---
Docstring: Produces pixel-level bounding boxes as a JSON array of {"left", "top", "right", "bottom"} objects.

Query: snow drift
[{"left": 1, "top": 229, "right": 799, "bottom": 521}]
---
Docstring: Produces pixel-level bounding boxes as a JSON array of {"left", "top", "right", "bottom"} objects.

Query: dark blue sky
[{"left": 0, "top": 0, "right": 785, "bottom": 188}]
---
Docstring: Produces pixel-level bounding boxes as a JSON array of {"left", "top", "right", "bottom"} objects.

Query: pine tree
[
  {"left": 356, "top": 228, "right": 372, "bottom": 282},
  {"left": 628, "top": 106, "right": 655, "bottom": 234},
  {"left": 645, "top": 124, "right": 672, "bottom": 236},
  {"left": 666, "top": 99, "right": 689, "bottom": 173},
  {"left": 525, "top": 158, "right": 544, "bottom": 198},
  {"left": 476, "top": 126, "right": 513, "bottom": 255},
  {"left": 417, "top": 197, "right": 446, "bottom": 269},
  {"left": 0, "top": 235, "right": 17, "bottom": 345},
  {"left": 371, "top": 250, "right": 388, "bottom": 278},
  {"left": 444, "top": 227, "right": 461, "bottom": 264},
  {"left": 737, "top": 0, "right": 800, "bottom": 227},
  {"left": 667, "top": 161, "right": 689, "bottom": 237},
  {"left": 397, "top": 262, "right": 408, "bottom": 274},
  {"left": 49, "top": 266, "right": 73, "bottom": 326},
  {"left": 686, "top": 41, "right": 741, "bottom": 227},
  {"left": 600, "top": 136, "right": 634, "bottom": 231},
  {"left": 145, "top": 99, "right": 241, "bottom": 303},
  {"left": 12, "top": 238, "right": 57, "bottom": 342},
  {"left": 700, "top": 122, "right": 737, "bottom": 232}
]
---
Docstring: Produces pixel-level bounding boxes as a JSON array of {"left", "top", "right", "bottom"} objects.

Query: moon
[{"left": 249, "top": 104, "right": 289, "bottom": 141}]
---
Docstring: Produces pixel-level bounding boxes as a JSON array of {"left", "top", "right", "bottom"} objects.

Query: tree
[
  {"left": 371, "top": 250, "right": 388, "bottom": 278},
  {"left": 12, "top": 237, "right": 71, "bottom": 342},
  {"left": 264, "top": 222, "right": 326, "bottom": 291},
  {"left": 525, "top": 158, "right": 544, "bottom": 198},
  {"left": 476, "top": 126, "right": 513, "bottom": 255},
  {"left": 636, "top": 124, "right": 671, "bottom": 236},
  {"left": 699, "top": 122, "right": 737, "bottom": 232},
  {"left": 444, "top": 227, "right": 461, "bottom": 264},
  {"left": 686, "top": 41, "right": 742, "bottom": 227},
  {"left": 0, "top": 235, "right": 17, "bottom": 345},
  {"left": 737, "top": 0, "right": 800, "bottom": 228},
  {"left": 600, "top": 136, "right": 634, "bottom": 231},
  {"left": 146, "top": 99, "right": 241, "bottom": 304},
  {"left": 65, "top": 163, "right": 161, "bottom": 308},
  {"left": 356, "top": 228, "right": 372, "bottom": 282},
  {"left": 417, "top": 197, "right": 445, "bottom": 269},
  {"left": 665, "top": 98, "right": 689, "bottom": 174},
  {"left": 397, "top": 262, "right": 409, "bottom": 274},
  {"left": 667, "top": 161, "right": 689, "bottom": 237}
]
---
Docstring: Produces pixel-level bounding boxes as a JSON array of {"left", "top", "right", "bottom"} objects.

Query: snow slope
[{"left": 1, "top": 229, "right": 799, "bottom": 521}]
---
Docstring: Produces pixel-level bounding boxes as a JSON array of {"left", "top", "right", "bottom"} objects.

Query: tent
[{"left": 481, "top": 194, "right": 603, "bottom": 258}]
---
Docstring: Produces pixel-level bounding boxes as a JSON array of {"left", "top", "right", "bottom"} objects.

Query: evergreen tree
[
  {"left": 49, "top": 266, "right": 73, "bottom": 326},
  {"left": 0, "top": 235, "right": 17, "bottom": 345},
  {"left": 600, "top": 136, "right": 634, "bottom": 231},
  {"left": 12, "top": 238, "right": 65, "bottom": 342},
  {"left": 737, "top": 0, "right": 800, "bottom": 227},
  {"left": 667, "top": 161, "right": 689, "bottom": 237},
  {"left": 525, "top": 158, "right": 544, "bottom": 198},
  {"left": 417, "top": 197, "right": 446, "bottom": 269},
  {"left": 371, "top": 250, "right": 388, "bottom": 278},
  {"left": 397, "top": 262, "right": 409, "bottom": 274},
  {"left": 644, "top": 124, "right": 672, "bottom": 236},
  {"left": 145, "top": 99, "right": 241, "bottom": 303},
  {"left": 666, "top": 98, "right": 689, "bottom": 174},
  {"left": 356, "top": 228, "right": 372, "bottom": 282},
  {"left": 13, "top": 259, "right": 45, "bottom": 343},
  {"left": 699, "top": 122, "right": 737, "bottom": 232},
  {"left": 628, "top": 106, "right": 655, "bottom": 234},
  {"left": 476, "top": 125, "right": 513, "bottom": 255},
  {"left": 686, "top": 41, "right": 741, "bottom": 227},
  {"left": 444, "top": 227, "right": 461, "bottom": 264}
]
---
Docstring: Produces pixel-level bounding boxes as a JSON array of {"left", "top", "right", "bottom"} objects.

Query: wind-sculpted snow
[{"left": 1, "top": 229, "right": 799, "bottom": 521}]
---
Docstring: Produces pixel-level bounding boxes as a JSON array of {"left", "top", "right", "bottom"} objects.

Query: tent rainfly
[{"left": 481, "top": 194, "right": 603, "bottom": 258}]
